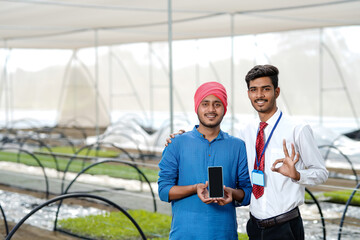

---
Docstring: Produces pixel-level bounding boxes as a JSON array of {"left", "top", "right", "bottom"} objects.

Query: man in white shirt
[{"left": 242, "top": 64, "right": 328, "bottom": 240}]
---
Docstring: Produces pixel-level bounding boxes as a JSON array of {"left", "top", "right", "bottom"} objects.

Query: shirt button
[{"left": 209, "top": 154, "right": 211, "bottom": 156}]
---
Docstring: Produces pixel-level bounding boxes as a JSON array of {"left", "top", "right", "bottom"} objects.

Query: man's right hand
[
  {"left": 165, "top": 129, "right": 186, "bottom": 146},
  {"left": 196, "top": 181, "right": 214, "bottom": 204}
]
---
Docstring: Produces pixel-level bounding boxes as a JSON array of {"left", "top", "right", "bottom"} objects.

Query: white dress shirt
[{"left": 239, "top": 108, "right": 329, "bottom": 219}]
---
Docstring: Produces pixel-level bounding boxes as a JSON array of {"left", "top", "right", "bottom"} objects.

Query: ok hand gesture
[{"left": 271, "top": 139, "right": 301, "bottom": 181}]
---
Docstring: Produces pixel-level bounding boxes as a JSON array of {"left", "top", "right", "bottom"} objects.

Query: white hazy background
[{"left": 1, "top": 26, "right": 360, "bottom": 134}]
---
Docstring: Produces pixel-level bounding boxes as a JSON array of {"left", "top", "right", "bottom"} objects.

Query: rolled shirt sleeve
[
  {"left": 158, "top": 144, "right": 179, "bottom": 202},
  {"left": 235, "top": 140, "right": 252, "bottom": 206}
]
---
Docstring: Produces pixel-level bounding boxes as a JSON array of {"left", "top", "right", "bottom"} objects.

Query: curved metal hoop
[
  {"left": 5, "top": 193, "right": 147, "bottom": 240},
  {"left": 61, "top": 158, "right": 156, "bottom": 212},
  {"left": 0, "top": 147, "right": 50, "bottom": 198},
  {"left": 54, "top": 158, "right": 157, "bottom": 231},
  {"left": 305, "top": 187, "right": 326, "bottom": 240},
  {"left": 15, "top": 136, "right": 60, "bottom": 172},
  {"left": 0, "top": 204, "right": 9, "bottom": 236},
  {"left": 337, "top": 183, "right": 360, "bottom": 240},
  {"left": 319, "top": 144, "right": 358, "bottom": 184},
  {"left": 60, "top": 141, "right": 140, "bottom": 192}
]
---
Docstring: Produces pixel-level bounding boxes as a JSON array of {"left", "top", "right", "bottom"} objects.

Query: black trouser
[{"left": 246, "top": 214, "right": 304, "bottom": 240}]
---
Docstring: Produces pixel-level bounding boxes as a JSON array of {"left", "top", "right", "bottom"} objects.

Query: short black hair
[{"left": 245, "top": 64, "right": 279, "bottom": 89}]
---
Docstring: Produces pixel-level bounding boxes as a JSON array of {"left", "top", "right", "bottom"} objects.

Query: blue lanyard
[{"left": 255, "top": 111, "right": 283, "bottom": 170}]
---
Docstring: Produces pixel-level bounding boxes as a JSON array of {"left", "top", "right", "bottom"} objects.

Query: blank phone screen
[{"left": 208, "top": 166, "right": 224, "bottom": 198}]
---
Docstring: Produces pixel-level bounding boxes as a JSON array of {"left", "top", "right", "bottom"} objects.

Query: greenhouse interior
[{"left": 1, "top": 1, "right": 360, "bottom": 239}]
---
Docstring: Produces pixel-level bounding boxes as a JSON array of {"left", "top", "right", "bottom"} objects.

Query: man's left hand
[
  {"left": 271, "top": 139, "right": 300, "bottom": 181},
  {"left": 215, "top": 186, "right": 233, "bottom": 206}
]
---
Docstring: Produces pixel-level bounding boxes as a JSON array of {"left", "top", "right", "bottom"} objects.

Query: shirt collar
[
  {"left": 257, "top": 108, "right": 281, "bottom": 129},
  {"left": 193, "top": 125, "right": 224, "bottom": 141}
]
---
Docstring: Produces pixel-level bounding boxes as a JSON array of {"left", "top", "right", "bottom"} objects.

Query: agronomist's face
[
  {"left": 197, "top": 94, "right": 224, "bottom": 129},
  {"left": 248, "top": 76, "right": 279, "bottom": 117}
]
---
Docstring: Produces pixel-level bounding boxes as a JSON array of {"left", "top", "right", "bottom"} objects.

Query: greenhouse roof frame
[{"left": 1, "top": 0, "right": 360, "bottom": 49}]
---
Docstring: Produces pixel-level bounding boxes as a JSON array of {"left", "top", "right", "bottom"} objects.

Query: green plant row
[
  {"left": 44, "top": 146, "right": 121, "bottom": 158},
  {"left": 305, "top": 190, "right": 360, "bottom": 206},
  {"left": 322, "top": 190, "right": 360, "bottom": 205},
  {"left": 58, "top": 209, "right": 249, "bottom": 240},
  {"left": 0, "top": 149, "right": 249, "bottom": 240},
  {"left": 2, "top": 148, "right": 360, "bottom": 205},
  {"left": 0, "top": 150, "right": 159, "bottom": 182},
  {"left": 2, "top": 147, "right": 360, "bottom": 206}
]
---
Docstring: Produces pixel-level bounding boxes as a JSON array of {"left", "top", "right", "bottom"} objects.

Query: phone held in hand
[{"left": 208, "top": 166, "right": 224, "bottom": 198}]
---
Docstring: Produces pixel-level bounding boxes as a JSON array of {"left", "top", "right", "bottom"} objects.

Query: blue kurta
[{"left": 158, "top": 126, "right": 252, "bottom": 240}]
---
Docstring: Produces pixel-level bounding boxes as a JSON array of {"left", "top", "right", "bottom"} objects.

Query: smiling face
[
  {"left": 248, "top": 76, "right": 280, "bottom": 121},
  {"left": 197, "top": 94, "right": 224, "bottom": 130}
]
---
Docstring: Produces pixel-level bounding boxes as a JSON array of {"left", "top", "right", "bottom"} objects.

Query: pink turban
[{"left": 194, "top": 82, "right": 228, "bottom": 115}]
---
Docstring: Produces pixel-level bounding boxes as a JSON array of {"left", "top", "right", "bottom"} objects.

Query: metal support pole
[
  {"left": 9, "top": 53, "right": 13, "bottom": 125},
  {"left": 149, "top": 42, "right": 154, "bottom": 128},
  {"left": 230, "top": 14, "right": 235, "bottom": 135},
  {"left": 196, "top": 39, "right": 200, "bottom": 87},
  {"left": 319, "top": 28, "right": 323, "bottom": 126},
  {"left": 168, "top": 0, "right": 174, "bottom": 134},
  {"left": 56, "top": 50, "right": 75, "bottom": 125},
  {"left": 108, "top": 46, "right": 113, "bottom": 123},
  {"left": 1, "top": 42, "right": 10, "bottom": 129},
  {"left": 94, "top": 30, "right": 100, "bottom": 139}
]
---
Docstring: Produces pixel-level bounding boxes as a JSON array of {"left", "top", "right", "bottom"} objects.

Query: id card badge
[{"left": 252, "top": 169, "right": 265, "bottom": 187}]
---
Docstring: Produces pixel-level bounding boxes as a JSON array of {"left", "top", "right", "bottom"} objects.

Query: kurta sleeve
[
  {"left": 158, "top": 143, "right": 179, "bottom": 202},
  {"left": 235, "top": 140, "right": 252, "bottom": 206}
]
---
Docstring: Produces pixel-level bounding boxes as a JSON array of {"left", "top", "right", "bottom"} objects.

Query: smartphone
[{"left": 208, "top": 166, "right": 224, "bottom": 198}]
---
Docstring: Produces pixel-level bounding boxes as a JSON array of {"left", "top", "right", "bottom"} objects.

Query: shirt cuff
[
  {"left": 292, "top": 170, "right": 304, "bottom": 184},
  {"left": 159, "top": 185, "right": 173, "bottom": 202}
]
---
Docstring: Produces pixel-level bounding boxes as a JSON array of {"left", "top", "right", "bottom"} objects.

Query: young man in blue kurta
[{"left": 158, "top": 82, "right": 252, "bottom": 240}]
